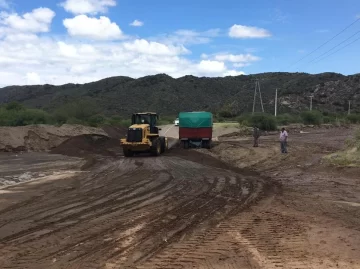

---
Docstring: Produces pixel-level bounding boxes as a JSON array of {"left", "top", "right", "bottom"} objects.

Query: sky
[{"left": 0, "top": 0, "right": 359, "bottom": 86}]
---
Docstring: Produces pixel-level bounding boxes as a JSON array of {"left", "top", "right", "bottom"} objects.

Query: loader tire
[
  {"left": 160, "top": 136, "right": 166, "bottom": 153},
  {"left": 150, "top": 139, "right": 161, "bottom": 156}
]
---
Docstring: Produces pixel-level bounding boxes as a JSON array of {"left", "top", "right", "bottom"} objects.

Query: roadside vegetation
[
  {"left": 215, "top": 110, "right": 360, "bottom": 131},
  {"left": 0, "top": 101, "right": 175, "bottom": 128},
  {"left": 323, "top": 128, "right": 360, "bottom": 167},
  {"left": 1, "top": 101, "right": 359, "bottom": 129}
]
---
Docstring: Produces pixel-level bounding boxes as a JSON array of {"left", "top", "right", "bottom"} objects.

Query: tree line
[{"left": 1, "top": 101, "right": 359, "bottom": 130}]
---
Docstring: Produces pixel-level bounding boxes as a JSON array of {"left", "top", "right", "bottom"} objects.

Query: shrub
[
  {"left": 218, "top": 109, "right": 237, "bottom": 118},
  {"left": 300, "top": 110, "right": 323, "bottom": 125},
  {"left": 88, "top": 115, "right": 106, "bottom": 127},
  {"left": 0, "top": 106, "right": 52, "bottom": 126},
  {"left": 276, "top": 114, "right": 299, "bottom": 125},
  {"left": 238, "top": 113, "right": 277, "bottom": 131},
  {"left": 346, "top": 114, "right": 360, "bottom": 124},
  {"left": 323, "top": 116, "right": 333, "bottom": 124},
  {"left": 5, "top": 101, "right": 24, "bottom": 111},
  {"left": 53, "top": 99, "right": 100, "bottom": 124},
  {"left": 66, "top": 117, "right": 84, "bottom": 125},
  {"left": 105, "top": 116, "right": 131, "bottom": 127}
]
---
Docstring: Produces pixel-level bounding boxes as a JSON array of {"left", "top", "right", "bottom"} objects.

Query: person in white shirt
[{"left": 280, "top": 128, "right": 288, "bottom": 153}]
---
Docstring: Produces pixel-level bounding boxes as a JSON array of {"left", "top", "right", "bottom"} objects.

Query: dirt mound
[
  {"left": 0, "top": 124, "right": 107, "bottom": 152},
  {"left": 102, "top": 125, "right": 127, "bottom": 139},
  {"left": 50, "top": 134, "right": 122, "bottom": 158}
]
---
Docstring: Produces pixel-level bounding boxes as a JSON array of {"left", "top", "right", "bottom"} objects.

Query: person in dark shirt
[{"left": 253, "top": 126, "right": 260, "bottom": 147}]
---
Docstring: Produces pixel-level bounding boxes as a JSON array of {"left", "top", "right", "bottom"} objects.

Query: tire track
[
  {"left": 0, "top": 155, "right": 268, "bottom": 269},
  {"left": 107, "top": 175, "right": 261, "bottom": 268}
]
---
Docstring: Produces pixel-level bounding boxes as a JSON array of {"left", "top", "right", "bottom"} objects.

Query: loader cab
[{"left": 131, "top": 113, "right": 160, "bottom": 134}]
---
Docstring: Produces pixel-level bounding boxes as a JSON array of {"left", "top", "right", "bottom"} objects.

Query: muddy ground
[{"left": 0, "top": 125, "right": 359, "bottom": 269}]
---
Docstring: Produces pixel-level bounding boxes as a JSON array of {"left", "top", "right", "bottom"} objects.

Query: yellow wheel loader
[{"left": 120, "top": 112, "right": 168, "bottom": 157}]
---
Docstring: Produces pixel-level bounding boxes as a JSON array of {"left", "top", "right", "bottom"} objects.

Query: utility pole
[
  {"left": 348, "top": 100, "right": 351, "bottom": 115},
  {"left": 258, "top": 80, "right": 264, "bottom": 113},
  {"left": 252, "top": 79, "right": 265, "bottom": 114},
  {"left": 310, "top": 96, "right": 313, "bottom": 111},
  {"left": 252, "top": 81, "right": 257, "bottom": 115},
  {"left": 275, "top": 88, "right": 278, "bottom": 117}
]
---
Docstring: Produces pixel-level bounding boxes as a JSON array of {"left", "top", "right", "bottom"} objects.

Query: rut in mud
[{"left": 0, "top": 154, "right": 270, "bottom": 269}]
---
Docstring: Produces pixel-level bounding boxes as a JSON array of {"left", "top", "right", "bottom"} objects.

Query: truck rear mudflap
[{"left": 180, "top": 138, "right": 211, "bottom": 149}]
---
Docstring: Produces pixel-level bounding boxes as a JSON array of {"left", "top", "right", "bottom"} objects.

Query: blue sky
[{"left": 0, "top": 0, "right": 359, "bottom": 86}]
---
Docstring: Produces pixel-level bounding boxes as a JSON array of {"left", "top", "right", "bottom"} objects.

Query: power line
[
  {"left": 283, "top": 17, "right": 360, "bottom": 70},
  {"left": 314, "top": 35, "right": 360, "bottom": 63},
  {"left": 308, "top": 29, "right": 360, "bottom": 63}
]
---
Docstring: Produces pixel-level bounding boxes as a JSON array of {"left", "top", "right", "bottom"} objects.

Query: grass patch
[
  {"left": 323, "top": 128, "right": 360, "bottom": 167},
  {"left": 323, "top": 148, "right": 360, "bottom": 167}
]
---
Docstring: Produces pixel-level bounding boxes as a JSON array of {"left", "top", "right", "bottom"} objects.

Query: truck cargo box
[
  {"left": 179, "top": 127, "right": 212, "bottom": 140},
  {"left": 178, "top": 112, "right": 213, "bottom": 128}
]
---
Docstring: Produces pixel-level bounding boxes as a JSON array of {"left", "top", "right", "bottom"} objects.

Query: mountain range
[{"left": 0, "top": 72, "right": 359, "bottom": 117}]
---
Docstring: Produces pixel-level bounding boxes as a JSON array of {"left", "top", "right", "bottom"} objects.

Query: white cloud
[
  {"left": 197, "top": 60, "right": 226, "bottom": 74},
  {"left": 4, "top": 33, "right": 38, "bottom": 42},
  {"left": 26, "top": 72, "right": 41, "bottom": 84},
  {"left": 63, "top": 15, "right": 123, "bottom": 40},
  {"left": 58, "top": 41, "right": 78, "bottom": 58},
  {"left": 0, "top": 7, "right": 248, "bottom": 86},
  {"left": 233, "top": 63, "right": 247, "bottom": 68},
  {"left": 214, "top": 53, "right": 260, "bottom": 63},
  {"left": 130, "top": 19, "right": 143, "bottom": 27},
  {"left": 223, "top": 70, "right": 245, "bottom": 76},
  {"left": 229, "top": 24, "right": 271, "bottom": 38},
  {"left": 156, "top": 28, "right": 220, "bottom": 45},
  {"left": 0, "top": 35, "right": 248, "bottom": 86},
  {"left": 123, "top": 39, "right": 188, "bottom": 56},
  {"left": 202, "top": 53, "right": 260, "bottom": 69},
  {"left": 60, "top": 0, "right": 116, "bottom": 15},
  {"left": 0, "top": 0, "right": 10, "bottom": 9},
  {"left": 0, "top": 7, "right": 55, "bottom": 33}
]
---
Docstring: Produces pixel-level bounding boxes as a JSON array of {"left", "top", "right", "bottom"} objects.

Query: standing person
[
  {"left": 253, "top": 126, "right": 260, "bottom": 147},
  {"left": 280, "top": 128, "right": 288, "bottom": 153}
]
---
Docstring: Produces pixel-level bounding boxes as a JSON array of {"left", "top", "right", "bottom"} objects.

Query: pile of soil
[
  {"left": 0, "top": 124, "right": 107, "bottom": 152},
  {"left": 50, "top": 134, "right": 122, "bottom": 158},
  {"left": 102, "top": 125, "right": 127, "bottom": 139}
]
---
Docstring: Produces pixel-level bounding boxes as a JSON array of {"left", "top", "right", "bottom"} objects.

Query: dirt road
[
  {"left": 0, "top": 126, "right": 360, "bottom": 269},
  {"left": 0, "top": 151, "right": 271, "bottom": 269}
]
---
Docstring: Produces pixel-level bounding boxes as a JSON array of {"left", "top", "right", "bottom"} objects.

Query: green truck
[{"left": 178, "top": 111, "right": 213, "bottom": 148}]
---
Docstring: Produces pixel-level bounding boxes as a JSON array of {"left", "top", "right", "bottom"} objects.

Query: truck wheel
[
  {"left": 202, "top": 140, "right": 211, "bottom": 149},
  {"left": 183, "top": 140, "right": 189, "bottom": 149},
  {"left": 151, "top": 139, "right": 161, "bottom": 156},
  {"left": 123, "top": 149, "right": 134, "bottom": 157},
  {"left": 201, "top": 140, "right": 206, "bottom": 148}
]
